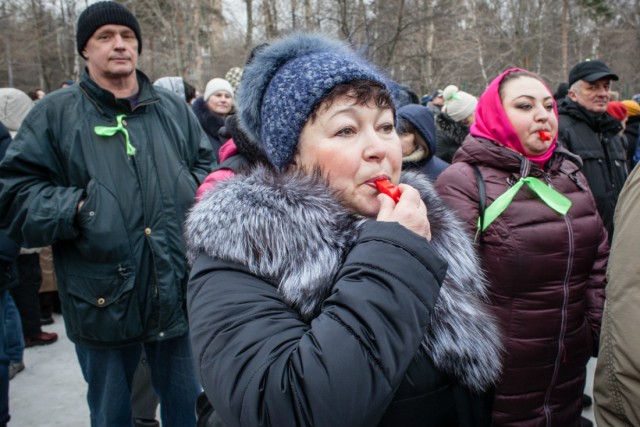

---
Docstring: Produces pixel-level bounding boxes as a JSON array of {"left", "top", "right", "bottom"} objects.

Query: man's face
[
  {"left": 82, "top": 24, "right": 138, "bottom": 81},
  {"left": 432, "top": 95, "right": 444, "bottom": 106},
  {"left": 569, "top": 78, "right": 611, "bottom": 114}
]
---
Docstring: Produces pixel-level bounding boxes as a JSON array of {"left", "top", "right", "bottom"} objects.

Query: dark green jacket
[{"left": 0, "top": 69, "right": 214, "bottom": 348}]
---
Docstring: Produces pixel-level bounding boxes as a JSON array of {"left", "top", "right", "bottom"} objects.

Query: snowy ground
[{"left": 8, "top": 312, "right": 598, "bottom": 426}]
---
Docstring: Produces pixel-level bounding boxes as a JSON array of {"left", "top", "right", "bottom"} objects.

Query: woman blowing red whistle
[
  {"left": 187, "top": 33, "right": 501, "bottom": 426},
  {"left": 435, "top": 68, "right": 608, "bottom": 426}
]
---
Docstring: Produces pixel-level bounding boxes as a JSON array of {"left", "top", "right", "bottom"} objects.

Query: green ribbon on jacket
[
  {"left": 94, "top": 114, "right": 136, "bottom": 156},
  {"left": 478, "top": 176, "right": 572, "bottom": 233}
]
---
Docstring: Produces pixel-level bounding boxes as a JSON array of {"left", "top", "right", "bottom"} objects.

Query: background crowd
[{"left": 1, "top": 1, "right": 639, "bottom": 427}]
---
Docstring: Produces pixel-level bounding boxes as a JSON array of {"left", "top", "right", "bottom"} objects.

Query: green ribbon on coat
[
  {"left": 478, "top": 176, "right": 572, "bottom": 233},
  {"left": 94, "top": 114, "right": 136, "bottom": 156}
]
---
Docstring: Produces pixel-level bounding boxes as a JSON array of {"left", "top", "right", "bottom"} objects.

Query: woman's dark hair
[
  {"left": 553, "top": 82, "right": 569, "bottom": 101},
  {"left": 183, "top": 80, "right": 197, "bottom": 104},
  {"left": 308, "top": 79, "right": 394, "bottom": 122}
]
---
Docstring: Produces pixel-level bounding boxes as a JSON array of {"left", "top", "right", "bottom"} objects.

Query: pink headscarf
[{"left": 470, "top": 68, "right": 558, "bottom": 168}]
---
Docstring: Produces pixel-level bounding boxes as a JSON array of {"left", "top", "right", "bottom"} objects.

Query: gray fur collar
[{"left": 186, "top": 166, "right": 502, "bottom": 392}]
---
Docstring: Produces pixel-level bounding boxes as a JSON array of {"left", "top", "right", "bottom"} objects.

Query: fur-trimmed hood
[{"left": 185, "top": 166, "right": 502, "bottom": 392}]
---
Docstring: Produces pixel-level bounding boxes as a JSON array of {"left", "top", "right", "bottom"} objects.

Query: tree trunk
[
  {"left": 245, "top": 0, "right": 253, "bottom": 49},
  {"left": 562, "top": 0, "right": 569, "bottom": 79}
]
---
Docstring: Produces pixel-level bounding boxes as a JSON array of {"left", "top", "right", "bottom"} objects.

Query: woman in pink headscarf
[{"left": 435, "top": 69, "right": 608, "bottom": 426}]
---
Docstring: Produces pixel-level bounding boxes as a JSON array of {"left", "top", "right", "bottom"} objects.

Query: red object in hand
[
  {"left": 538, "top": 130, "right": 552, "bottom": 141},
  {"left": 375, "top": 179, "right": 401, "bottom": 203}
]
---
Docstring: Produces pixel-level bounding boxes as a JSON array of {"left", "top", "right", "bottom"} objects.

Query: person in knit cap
[
  {"left": 0, "top": 2, "right": 213, "bottom": 426},
  {"left": 186, "top": 32, "right": 501, "bottom": 427},
  {"left": 397, "top": 103, "right": 449, "bottom": 180},
  {"left": 607, "top": 100, "right": 628, "bottom": 131},
  {"left": 436, "top": 68, "right": 608, "bottom": 426},
  {"left": 224, "top": 66, "right": 243, "bottom": 93},
  {"left": 192, "top": 77, "right": 234, "bottom": 160},
  {"left": 621, "top": 99, "right": 640, "bottom": 168},
  {"left": 435, "top": 84, "right": 478, "bottom": 163}
]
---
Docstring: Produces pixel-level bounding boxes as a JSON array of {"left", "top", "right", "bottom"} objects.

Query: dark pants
[
  {"left": 75, "top": 333, "right": 200, "bottom": 427},
  {"left": 10, "top": 254, "right": 42, "bottom": 338},
  {"left": 0, "top": 291, "right": 10, "bottom": 426}
]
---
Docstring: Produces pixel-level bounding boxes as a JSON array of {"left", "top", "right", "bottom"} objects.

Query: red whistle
[
  {"left": 539, "top": 130, "right": 552, "bottom": 141},
  {"left": 375, "top": 179, "right": 401, "bottom": 203}
]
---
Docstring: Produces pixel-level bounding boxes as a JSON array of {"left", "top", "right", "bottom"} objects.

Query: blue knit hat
[{"left": 236, "top": 33, "right": 394, "bottom": 170}]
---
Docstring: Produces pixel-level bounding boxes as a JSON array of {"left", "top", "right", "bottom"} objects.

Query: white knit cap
[
  {"left": 203, "top": 78, "right": 234, "bottom": 101},
  {"left": 442, "top": 85, "right": 477, "bottom": 122}
]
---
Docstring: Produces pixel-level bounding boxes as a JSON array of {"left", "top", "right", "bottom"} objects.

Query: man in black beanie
[{"left": 0, "top": 2, "right": 213, "bottom": 426}]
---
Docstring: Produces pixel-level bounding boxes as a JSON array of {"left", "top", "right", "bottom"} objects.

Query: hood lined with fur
[{"left": 186, "top": 166, "right": 502, "bottom": 391}]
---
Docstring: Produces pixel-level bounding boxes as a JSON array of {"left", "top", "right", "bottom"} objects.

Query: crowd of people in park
[{"left": 1, "top": 1, "right": 640, "bottom": 427}]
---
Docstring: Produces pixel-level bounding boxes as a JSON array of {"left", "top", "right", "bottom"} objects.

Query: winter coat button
[
  {"left": 144, "top": 228, "right": 151, "bottom": 235},
  {"left": 97, "top": 297, "right": 105, "bottom": 306},
  {"left": 89, "top": 211, "right": 95, "bottom": 217}
]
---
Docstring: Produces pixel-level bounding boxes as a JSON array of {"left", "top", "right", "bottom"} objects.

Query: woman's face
[
  {"left": 295, "top": 94, "right": 402, "bottom": 217},
  {"left": 502, "top": 76, "right": 557, "bottom": 156},
  {"left": 399, "top": 131, "right": 417, "bottom": 156},
  {"left": 206, "top": 91, "right": 233, "bottom": 115}
]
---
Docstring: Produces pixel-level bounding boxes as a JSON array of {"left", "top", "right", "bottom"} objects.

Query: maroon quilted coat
[{"left": 435, "top": 135, "right": 608, "bottom": 427}]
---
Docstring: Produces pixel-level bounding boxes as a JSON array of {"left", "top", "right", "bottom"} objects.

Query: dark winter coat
[
  {"left": 186, "top": 166, "right": 502, "bottom": 427},
  {"left": 0, "top": 68, "right": 214, "bottom": 348},
  {"left": 557, "top": 98, "right": 628, "bottom": 241},
  {"left": 0, "top": 121, "right": 18, "bottom": 290},
  {"left": 435, "top": 136, "right": 608, "bottom": 427},
  {"left": 435, "top": 112, "right": 470, "bottom": 163},
  {"left": 623, "top": 115, "right": 640, "bottom": 169},
  {"left": 193, "top": 96, "right": 226, "bottom": 161}
]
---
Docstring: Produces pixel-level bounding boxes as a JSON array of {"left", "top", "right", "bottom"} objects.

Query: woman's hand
[{"left": 377, "top": 184, "right": 431, "bottom": 240}]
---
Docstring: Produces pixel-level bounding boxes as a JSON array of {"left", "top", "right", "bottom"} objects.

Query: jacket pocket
[
  {"left": 75, "top": 179, "right": 132, "bottom": 262},
  {"left": 66, "top": 262, "right": 143, "bottom": 343}
]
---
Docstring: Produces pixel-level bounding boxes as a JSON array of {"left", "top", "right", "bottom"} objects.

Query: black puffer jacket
[
  {"left": 193, "top": 96, "right": 226, "bottom": 161},
  {"left": 557, "top": 98, "right": 628, "bottom": 241},
  {"left": 186, "top": 166, "right": 502, "bottom": 427}
]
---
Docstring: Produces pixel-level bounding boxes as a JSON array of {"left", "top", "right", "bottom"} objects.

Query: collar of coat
[
  {"left": 558, "top": 98, "right": 623, "bottom": 136},
  {"left": 192, "top": 96, "right": 226, "bottom": 137},
  {"left": 186, "top": 165, "right": 502, "bottom": 392},
  {"left": 78, "top": 68, "right": 159, "bottom": 116}
]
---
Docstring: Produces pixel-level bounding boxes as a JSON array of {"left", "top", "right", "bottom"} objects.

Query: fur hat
[
  {"left": 442, "top": 85, "right": 477, "bottom": 123},
  {"left": 76, "top": 1, "right": 142, "bottom": 58},
  {"left": 204, "top": 78, "right": 234, "bottom": 102},
  {"left": 236, "top": 32, "right": 394, "bottom": 170}
]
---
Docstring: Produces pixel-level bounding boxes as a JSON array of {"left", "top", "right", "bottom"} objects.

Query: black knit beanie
[{"left": 76, "top": 1, "right": 142, "bottom": 58}]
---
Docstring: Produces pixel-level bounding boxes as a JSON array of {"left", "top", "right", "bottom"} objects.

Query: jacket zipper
[{"left": 542, "top": 214, "right": 574, "bottom": 426}]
